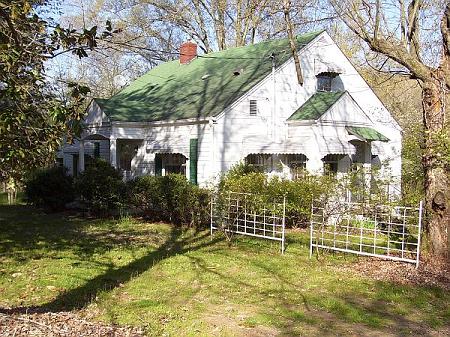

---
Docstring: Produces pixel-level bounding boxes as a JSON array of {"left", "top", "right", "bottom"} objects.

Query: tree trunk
[{"left": 422, "top": 78, "right": 449, "bottom": 263}]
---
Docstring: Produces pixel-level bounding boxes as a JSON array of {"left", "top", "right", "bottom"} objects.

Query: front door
[{"left": 72, "top": 154, "right": 79, "bottom": 177}]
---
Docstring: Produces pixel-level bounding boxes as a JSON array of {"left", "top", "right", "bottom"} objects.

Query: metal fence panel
[
  {"left": 310, "top": 200, "right": 423, "bottom": 267},
  {"left": 210, "top": 192, "right": 286, "bottom": 253}
]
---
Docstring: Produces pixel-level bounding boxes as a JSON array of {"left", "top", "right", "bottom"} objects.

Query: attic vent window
[
  {"left": 249, "top": 100, "right": 257, "bottom": 116},
  {"left": 317, "top": 72, "right": 335, "bottom": 92}
]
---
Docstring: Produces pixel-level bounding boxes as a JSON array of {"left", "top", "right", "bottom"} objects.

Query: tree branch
[
  {"left": 374, "top": 0, "right": 381, "bottom": 40},
  {"left": 283, "top": 0, "right": 303, "bottom": 85},
  {"left": 440, "top": 3, "right": 450, "bottom": 89},
  {"left": 407, "top": 0, "right": 422, "bottom": 61}
]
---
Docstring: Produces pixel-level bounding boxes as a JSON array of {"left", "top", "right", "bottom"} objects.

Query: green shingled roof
[
  {"left": 287, "top": 91, "right": 345, "bottom": 121},
  {"left": 94, "top": 31, "right": 323, "bottom": 122},
  {"left": 347, "top": 126, "right": 389, "bottom": 142}
]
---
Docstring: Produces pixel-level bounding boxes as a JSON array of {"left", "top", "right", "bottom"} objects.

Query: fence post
[
  {"left": 416, "top": 200, "right": 423, "bottom": 269},
  {"left": 401, "top": 207, "right": 407, "bottom": 259},
  {"left": 236, "top": 197, "right": 240, "bottom": 232},
  {"left": 373, "top": 207, "right": 378, "bottom": 254},
  {"left": 244, "top": 195, "right": 247, "bottom": 234},
  {"left": 210, "top": 194, "right": 214, "bottom": 239},
  {"left": 281, "top": 196, "right": 286, "bottom": 254},
  {"left": 309, "top": 201, "right": 314, "bottom": 259}
]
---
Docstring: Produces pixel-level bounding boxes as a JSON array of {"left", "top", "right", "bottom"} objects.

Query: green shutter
[
  {"left": 189, "top": 139, "right": 198, "bottom": 185},
  {"left": 155, "top": 154, "right": 162, "bottom": 176}
]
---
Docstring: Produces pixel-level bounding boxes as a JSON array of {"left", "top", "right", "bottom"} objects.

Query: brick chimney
[{"left": 180, "top": 41, "right": 197, "bottom": 64}]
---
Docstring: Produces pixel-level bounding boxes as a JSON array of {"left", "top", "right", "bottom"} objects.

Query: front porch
[{"left": 72, "top": 135, "right": 193, "bottom": 182}]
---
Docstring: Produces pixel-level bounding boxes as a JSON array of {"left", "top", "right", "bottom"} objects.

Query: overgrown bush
[
  {"left": 75, "top": 159, "right": 126, "bottom": 215},
  {"left": 128, "top": 174, "right": 210, "bottom": 227},
  {"left": 219, "top": 168, "right": 338, "bottom": 227},
  {"left": 24, "top": 167, "right": 74, "bottom": 211}
]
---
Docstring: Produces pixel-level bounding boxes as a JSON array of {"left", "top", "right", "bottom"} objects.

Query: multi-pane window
[
  {"left": 249, "top": 100, "right": 257, "bottom": 116},
  {"left": 155, "top": 153, "right": 187, "bottom": 176},
  {"left": 246, "top": 154, "right": 269, "bottom": 171},
  {"left": 322, "top": 154, "right": 344, "bottom": 175},
  {"left": 164, "top": 153, "right": 187, "bottom": 175}
]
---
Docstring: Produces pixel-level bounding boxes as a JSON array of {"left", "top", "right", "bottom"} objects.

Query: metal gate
[
  {"left": 210, "top": 192, "right": 286, "bottom": 253},
  {"left": 310, "top": 200, "right": 423, "bottom": 267}
]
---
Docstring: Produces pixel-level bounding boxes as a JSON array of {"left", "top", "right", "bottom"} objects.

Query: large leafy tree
[
  {"left": 329, "top": 0, "right": 449, "bottom": 262},
  {"left": 0, "top": 0, "right": 112, "bottom": 187}
]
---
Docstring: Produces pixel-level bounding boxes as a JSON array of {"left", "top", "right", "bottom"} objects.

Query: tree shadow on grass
[
  {"left": 0, "top": 205, "right": 112, "bottom": 262},
  {"left": 0, "top": 205, "right": 222, "bottom": 313},
  {"left": 246, "top": 256, "right": 449, "bottom": 337},
  {"left": 189, "top": 246, "right": 448, "bottom": 337},
  {"left": 0, "top": 204, "right": 195, "bottom": 262}
]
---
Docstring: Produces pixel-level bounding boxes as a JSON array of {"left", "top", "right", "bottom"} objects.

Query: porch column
[
  {"left": 110, "top": 138, "right": 117, "bottom": 168},
  {"left": 79, "top": 140, "right": 85, "bottom": 172},
  {"left": 185, "top": 157, "right": 190, "bottom": 181},
  {"left": 363, "top": 143, "right": 372, "bottom": 191}
]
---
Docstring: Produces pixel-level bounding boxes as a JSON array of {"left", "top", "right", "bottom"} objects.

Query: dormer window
[
  {"left": 317, "top": 73, "right": 333, "bottom": 92},
  {"left": 249, "top": 100, "right": 257, "bottom": 116}
]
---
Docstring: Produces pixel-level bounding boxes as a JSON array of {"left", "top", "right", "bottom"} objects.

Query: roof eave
[{"left": 110, "top": 116, "right": 210, "bottom": 127}]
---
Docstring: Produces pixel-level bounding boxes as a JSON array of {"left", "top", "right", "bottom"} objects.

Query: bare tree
[
  {"left": 138, "top": 0, "right": 275, "bottom": 52},
  {"left": 329, "top": 0, "right": 449, "bottom": 262},
  {"left": 104, "top": 0, "right": 325, "bottom": 53}
]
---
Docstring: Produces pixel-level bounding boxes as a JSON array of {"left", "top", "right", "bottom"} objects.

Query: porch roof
[
  {"left": 346, "top": 126, "right": 389, "bottom": 142},
  {"left": 287, "top": 91, "right": 346, "bottom": 121},
  {"left": 242, "top": 135, "right": 356, "bottom": 157}
]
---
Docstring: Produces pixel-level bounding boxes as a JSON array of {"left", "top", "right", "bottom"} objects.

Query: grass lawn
[{"left": 0, "top": 199, "right": 449, "bottom": 336}]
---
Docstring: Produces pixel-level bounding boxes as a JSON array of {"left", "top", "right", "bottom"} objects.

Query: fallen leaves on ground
[
  {"left": 0, "top": 311, "right": 145, "bottom": 337},
  {"left": 337, "top": 256, "right": 450, "bottom": 290}
]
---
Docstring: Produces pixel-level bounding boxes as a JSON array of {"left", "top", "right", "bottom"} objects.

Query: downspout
[
  {"left": 209, "top": 117, "right": 216, "bottom": 180},
  {"left": 271, "top": 53, "right": 276, "bottom": 141}
]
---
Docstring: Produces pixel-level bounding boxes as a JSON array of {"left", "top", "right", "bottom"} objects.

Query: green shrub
[
  {"left": 24, "top": 167, "right": 74, "bottom": 211},
  {"left": 128, "top": 174, "right": 210, "bottom": 227},
  {"left": 75, "top": 159, "right": 126, "bottom": 215},
  {"left": 219, "top": 168, "right": 337, "bottom": 227},
  {"left": 223, "top": 161, "right": 262, "bottom": 178},
  {"left": 127, "top": 175, "right": 166, "bottom": 218}
]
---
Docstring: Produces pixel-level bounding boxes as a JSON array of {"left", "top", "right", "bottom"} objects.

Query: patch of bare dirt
[
  {"left": 204, "top": 313, "right": 278, "bottom": 337},
  {"left": 337, "top": 256, "right": 450, "bottom": 290},
  {"left": 201, "top": 305, "right": 279, "bottom": 337},
  {"left": 0, "top": 311, "right": 144, "bottom": 337}
]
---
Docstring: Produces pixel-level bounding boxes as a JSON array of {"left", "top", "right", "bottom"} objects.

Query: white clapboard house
[{"left": 60, "top": 30, "right": 401, "bottom": 194}]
